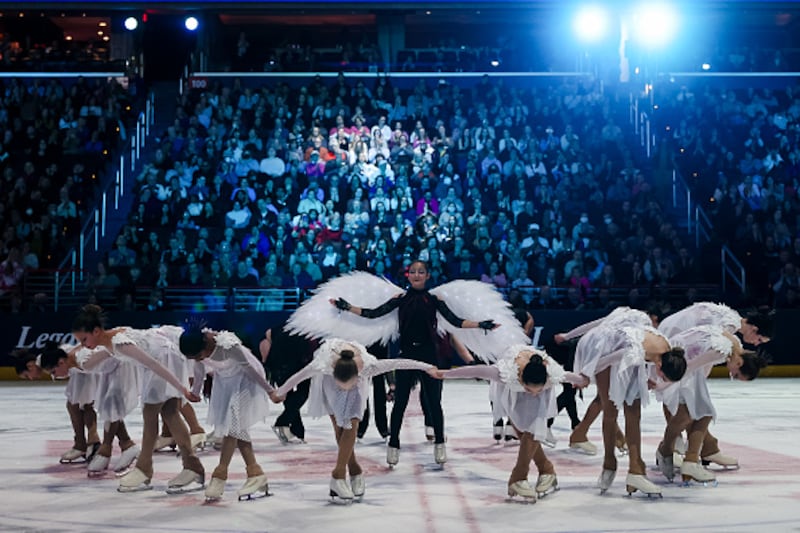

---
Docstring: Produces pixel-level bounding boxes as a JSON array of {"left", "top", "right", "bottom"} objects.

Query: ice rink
[{"left": 1, "top": 378, "right": 799, "bottom": 533}]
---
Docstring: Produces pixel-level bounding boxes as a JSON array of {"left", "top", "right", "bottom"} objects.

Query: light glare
[
  {"left": 124, "top": 16, "right": 138, "bottom": 31},
  {"left": 573, "top": 5, "right": 609, "bottom": 43},
  {"left": 634, "top": 3, "right": 678, "bottom": 47},
  {"left": 184, "top": 16, "right": 199, "bottom": 31}
]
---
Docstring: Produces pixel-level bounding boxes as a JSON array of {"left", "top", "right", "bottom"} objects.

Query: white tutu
[
  {"left": 113, "top": 328, "right": 188, "bottom": 405},
  {"left": 64, "top": 367, "right": 99, "bottom": 407},
  {"left": 659, "top": 302, "right": 741, "bottom": 338},
  {"left": 93, "top": 359, "right": 141, "bottom": 423}
]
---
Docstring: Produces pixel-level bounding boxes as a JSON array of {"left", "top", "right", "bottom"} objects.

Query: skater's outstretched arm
[
  {"left": 330, "top": 294, "right": 402, "bottom": 318},
  {"left": 433, "top": 295, "right": 498, "bottom": 330},
  {"left": 190, "top": 360, "right": 209, "bottom": 397},
  {"left": 231, "top": 344, "right": 275, "bottom": 394},
  {"left": 366, "top": 359, "right": 436, "bottom": 379},
  {"left": 274, "top": 362, "right": 316, "bottom": 399},
  {"left": 556, "top": 315, "right": 608, "bottom": 343},
  {"left": 114, "top": 342, "right": 197, "bottom": 402},
  {"left": 441, "top": 365, "right": 500, "bottom": 381},
  {"left": 77, "top": 346, "right": 112, "bottom": 371}
]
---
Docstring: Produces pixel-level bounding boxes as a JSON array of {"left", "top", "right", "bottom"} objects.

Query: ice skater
[
  {"left": 71, "top": 305, "right": 205, "bottom": 493},
  {"left": 571, "top": 323, "right": 686, "bottom": 497},
  {"left": 179, "top": 324, "right": 274, "bottom": 502},
  {"left": 438, "top": 345, "right": 570, "bottom": 502},
  {"left": 654, "top": 325, "right": 769, "bottom": 484},
  {"left": 272, "top": 338, "right": 439, "bottom": 503}
]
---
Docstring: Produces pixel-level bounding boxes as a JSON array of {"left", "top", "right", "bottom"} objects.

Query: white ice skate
[
  {"left": 543, "top": 428, "right": 557, "bottom": 448},
  {"left": 655, "top": 447, "right": 675, "bottom": 482},
  {"left": 597, "top": 469, "right": 616, "bottom": 494},
  {"left": 673, "top": 451, "right": 684, "bottom": 468},
  {"left": 493, "top": 423, "right": 504, "bottom": 443},
  {"left": 535, "top": 474, "right": 558, "bottom": 497},
  {"left": 190, "top": 433, "right": 207, "bottom": 451},
  {"left": 154, "top": 436, "right": 176, "bottom": 452},
  {"left": 206, "top": 431, "right": 223, "bottom": 451},
  {"left": 329, "top": 477, "right": 354, "bottom": 503},
  {"left": 386, "top": 446, "right": 400, "bottom": 467},
  {"left": 113, "top": 445, "right": 140, "bottom": 475},
  {"left": 702, "top": 451, "right": 739, "bottom": 469},
  {"left": 434, "top": 443, "right": 447, "bottom": 465},
  {"left": 425, "top": 426, "right": 435, "bottom": 442},
  {"left": 166, "top": 469, "right": 205, "bottom": 494},
  {"left": 87, "top": 454, "right": 110, "bottom": 477},
  {"left": 273, "top": 426, "right": 300, "bottom": 445},
  {"left": 204, "top": 477, "right": 226, "bottom": 502},
  {"left": 350, "top": 474, "right": 365, "bottom": 500},
  {"left": 625, "top": 473, "right": 662, "bottom": 498},
  {"left": 86, "top": 443, "right": 101, "bottom": 463},
  {"left": 117, "top": 467, "right": 153, "bottom": 492},
  {"left": 59, "top": 448, "right": 86, "bottom": 464},
  {"left": 680, "top": 461, "right": 717, "bottom": 486},
  {"left": 569, "top": 440, "right": 598, "bottom": 455},
  {"left": 238, "top": 474, "right": 269, "bottom": 501},
  {"left": 507, "top": 480, "right": 536, "bottom": 503}
]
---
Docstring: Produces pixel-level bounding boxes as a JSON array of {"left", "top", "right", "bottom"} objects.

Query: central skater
[{"left": 328, "top": 260, "right": 500, "bottom": 467}]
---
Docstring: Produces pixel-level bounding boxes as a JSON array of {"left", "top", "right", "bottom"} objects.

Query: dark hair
[
  {"left": 72, "top": 304, "right": 107, "bottom": 332},
  {"left": 739, "top": 349, "right": 770, "bottom": 381},
  {"left": 333, "top": 349, "right": 358, "bottom": 382},
  {"left": 743, "top": 308, "right": 775, "bottom": 339},
  {"left": 521, "top": 354, "right": 547, "bottom": 386},
  {"left": 39, "top": 341, "right": 67, "bottom": 371},
  {"left": 660, "top": 347, "right": 687, "bottom": 382},
  {"left": 513, "top": 308, "right": 530, "bottom": 328},
  {"left": 409, "top": 259, "right": 429, "bottom": 271},
  {"left": 12, "top": 349, "right": 36, "bottom": 376},
  {"left": 179, "top": 324, "right": 207, "bottom": 359}
]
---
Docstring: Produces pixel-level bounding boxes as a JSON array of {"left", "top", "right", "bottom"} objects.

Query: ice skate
[
  {"left": 329, "top": 477, "right": 354, "bottom": 504},
  {"left": 113, "top": 445, "right": 140, "bottom": 475},
  {"left": 434, "top": 443, "right": 447, "bottom": 465},
  {"left": 154, "top": 436, "right": 176, "bottom": 452},
  {"left": 86, "top": 442, "right": 101, "bottom": 463},
  {"left": 425, "top": 426, "right": 435, "bottom": 442},
  {"left": 674, "top": 434, "right": 687, "bottom": 455},
  {"left": 238, "top": 474, "right": 269, "bottom": 501},
  {"left": 673, "top": 451, "right": 684, "bottom": 468},
  {"left": 59, "top": 448, "right": 86, "bottom": 464},
  {"left": 507, "top": 480, "right": 536, "bottom": 503},
  {"left": 680, "top": 461, "right": 717, "bottom": 486},
  {"left": 493, "top": 421, "right": 504, "bottom": 443},
  {"left": 535, "top": 474, "right": 559, "bottom": 497},
  {"left": 118, "top": 467, "right": 153, "bottom": 492},
  {"left": 166, "top": 469, "right": 205, "bottom": 494},
  {"left": 190, "top": 433, "right": 207, "bottom": 451},
  {"left": 204, "top": 477, "right": 226, "bottom": 502},
  {"left": 350, "top": 474, "right": 365, "bottom": 500},
  {"left": 655, "top": 446, "right": 675, "bottom": 482},
  {"left": 625, "top": 473, "right": 662, "bottom": 498},
  {"left": 701, "top": 451, "right": 739, "bottom": 469},
  {"left": 569, "top": 440, "right": 598, "bottom": 455},
  {"left": 615, "top": 435, "right": 628, "bottom": 456},
  {"left": 543, "top": 428, "right": 557, "bottom": 448},
  {"left": 597, "top": 469, "right": 616, "bottom": 494},
  {"left": 206, "top": 431, "right": 223, "bottom": 451},
  {"left": 386, "top": 446, "right": 400, "bottom": 467},
  {"left": 504, "top": 426, "right": 519, "bottom": 442},
  {"left": 273, "top": 426, "right": 294, "bottom": 445},
  {"left": 87, "top": 454, "right": 110, "bottom": 477}
]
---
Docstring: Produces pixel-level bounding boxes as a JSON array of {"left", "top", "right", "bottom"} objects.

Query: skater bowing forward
[
  {"left": 180, "top": 325, "right": 274, "bottom": 502},
  {"left": 438, "top": 346, "right": 571, "bottom": 502},
  {"left": 329, "top": 260, "right": 500, "bottom": 467},
  {"left": 272, "top": 338, "right": 437, "bottom": 503}
]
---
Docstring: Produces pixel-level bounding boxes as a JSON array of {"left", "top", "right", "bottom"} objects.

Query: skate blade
[
  {"left": 537, "top": 485, "right": 560, "bottom": 498},
  {"left": 625, "top": 486, "right": 663, "bottom": 498},
  {"left": 117, "top": 484, "right": 153, "bottom": 493},
  {"left": 329, "top": 492, "right": 354, "bottom": 505},
  {"left": 166, "top": 482, "right": 204, "bottom": 495},
  {"left": 506, "top": 494, "right": 536, "bottom": 504},
  {"left": 114, "top": 465, "right": 136, "bottom": 478},
  {"left": 542, "top": 441, "right": 557, "bottom": 449},
  {"left": 87, "top": 470, "right": 108, "bottom": 478},
  {"left": 204, "top": 496, "right": 223, "bottom": 503},
  {"left": 238, "top": 491, "right": 271, "bottom": 501},
  {"left": 681, "top": 478, "right": 718, "bottom": 488}
]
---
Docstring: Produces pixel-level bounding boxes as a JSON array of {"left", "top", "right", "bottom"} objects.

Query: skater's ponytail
[
  {"left": 739, "top": 349, "right": 770, "bottom": 381},
  {"left": 743, "top": 307, "right": 775, "bottom": 340},
  {"left": 521, "top": 354, "right": 547, "bottom": 386},
  {"left": 72, "top": 304, "right": 107, "bottom": 332},
  {"left": 660, "top": 347, "right": 687, "bottom": 382},
  {"left": 333, "top": 349, "right": 358, "bottom": 383}
]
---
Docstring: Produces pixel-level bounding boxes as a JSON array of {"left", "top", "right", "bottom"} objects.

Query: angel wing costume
[
  {"left": 658, "top": 302, "right": 741, "bottom": 338},
  {"left": 285, "top": 272, "right": 529, "bottom": 361}
]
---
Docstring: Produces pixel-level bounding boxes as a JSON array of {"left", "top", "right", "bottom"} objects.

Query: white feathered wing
[
  {"left": 284, "top": 271, "right": 403, "bottom": 347},
  {"left": 430, "top": 280, "right": 529, "bottom": 362}
]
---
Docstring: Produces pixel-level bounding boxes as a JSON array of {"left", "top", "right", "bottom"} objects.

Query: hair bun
[{"left": 339, "top": 349, "right": 355, "bottom": 360}]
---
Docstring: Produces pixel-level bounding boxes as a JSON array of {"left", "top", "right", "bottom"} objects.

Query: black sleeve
[
  {"left": 360, "top": 295, "right": 403, "bottom": 318},
  {"left": 433, "top": 295, "right": 466, "bottom": 328}
]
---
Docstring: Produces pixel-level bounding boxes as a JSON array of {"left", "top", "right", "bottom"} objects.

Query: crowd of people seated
[
  {"left": 668, "top": 80, "right": 800, "bottom": 307},
  {"left": 0, "top": 76, "right": 137, "bottom": 311},
  {"left": 94, "top": 70, "right": 713, "bottom": 313}
]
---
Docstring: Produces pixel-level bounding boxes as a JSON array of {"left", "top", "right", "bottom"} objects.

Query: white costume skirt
[
  {"left": 139, "top": 337, "right": 189, "bottom": 405},
  {"left": 95, "top": 360, "right": 141, "bottom": 423},
  {"left": 490, "top": 383, "right": 559, "bottom": 442},
  {"left": 608, "top": 360, "right": 650, "bottom": 410},
  {"left": 308, "top": 374, "right": 368, "bottom": 429},
  {"left": 659, "top": 371, "right": 716, "bottom": 420},
  {"left": 65, "top": 368, "right": 99, "bottom": 407},
  {"left": 207, "top": 371, "right": 269, "bottom": 441}
]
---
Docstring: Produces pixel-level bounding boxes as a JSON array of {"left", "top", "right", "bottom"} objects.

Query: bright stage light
[
  {"left": 184, "top": 16, "right": 199, "bottom": 32},
  {"left": 633, "top": 3, "right": 678, "bottom": 48},
  {"left": 701, "top": 63, "right": 711, "bottom": 71},
  {"left": 124, "top": 16, "right": 138, "bottom": 31},
  {"left": 573, "top": 5, "right": 609, "bottom": 43}
]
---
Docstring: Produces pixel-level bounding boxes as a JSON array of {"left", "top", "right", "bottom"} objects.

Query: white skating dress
[
  {"left": 560, "top": 307, "right": 652, "bottom": 341},
  {"left": 658, "top": 302, "right": 741, "bottom": 338},
  {"left": 275, "top": 338, "right": 434, "bottom": 429},
  {"left": 574, "top": 325, "right": 669, "bottom": 409},
  {"left": 63, "top": 345, "right": 99, "bottom": 407},
  {"left": 657, "top": 325, "right": 735, "bottom": 420},
  {"left": 444, "top": 346, "right": 566, "bottom": 442},
  {"left": 76, "top": 347, "right": 141, "bottom": 423},
  {"left": 197, "top": 330, "right": 272, "bottom": 441}
]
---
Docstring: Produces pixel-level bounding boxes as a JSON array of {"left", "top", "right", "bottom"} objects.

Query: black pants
[
  {"left": 389, "top": 369, "right": 444, "bottom": 447},
  {"left": 358, "top": 374, "right": 390, "bottom": 438},
  {"left": 275, "top": 379, "right": 310, "bottom": 440},
  {"left": 547, "top": 383, "right": 580, "bottom": 430}
]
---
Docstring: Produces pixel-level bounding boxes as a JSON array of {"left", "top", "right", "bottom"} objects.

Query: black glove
[
  {"left": 334, "top": 297, "right": 352, "bottom": 311},
  {"left": 478, "top": 320, "right": 496, "bottom": 331}
]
